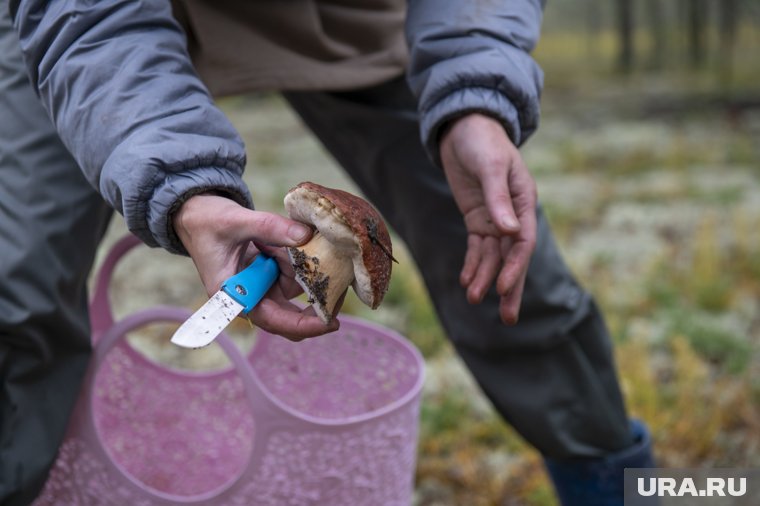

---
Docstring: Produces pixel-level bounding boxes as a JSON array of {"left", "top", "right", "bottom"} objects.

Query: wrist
[
  {"left": 445, "top": 112, "right": 509, "bottom": 137},
  {"left": 172, "top": 192, "right": 226, "bottom": 252}
]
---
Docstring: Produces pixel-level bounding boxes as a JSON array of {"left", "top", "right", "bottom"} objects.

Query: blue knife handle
[{"left": 221, "top": 253, "right": 279, "bottom": 314}]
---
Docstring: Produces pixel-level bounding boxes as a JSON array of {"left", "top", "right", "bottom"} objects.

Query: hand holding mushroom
[
  {"left": 172, "top": 192, "right": 338, "bottom": 341},
  {"left": 284, "top": 182, "right": 395, "bottom": 324}
]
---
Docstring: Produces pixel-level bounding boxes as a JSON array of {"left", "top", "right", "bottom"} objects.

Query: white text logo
[{"left": 637, "top": 477, "right": 746, "bottom": 497}]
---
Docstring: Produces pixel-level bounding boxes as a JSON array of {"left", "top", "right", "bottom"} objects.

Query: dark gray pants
[
  {"left": 1, "top": 11, "right": 630, "bottom": 506},
  {"left": 285, "top": 80, "right": 632, "bottom": 457},
  {"left": 0, "top": 11, "right": 113, "bottom": 506}
]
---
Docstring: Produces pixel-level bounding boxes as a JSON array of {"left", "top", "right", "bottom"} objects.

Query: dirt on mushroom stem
[
  {"left": 288, "top": 247, "right": 329, "bottom": 308},
  {"left": 284, "top": 181, "right": 394, "bottom": 318}
]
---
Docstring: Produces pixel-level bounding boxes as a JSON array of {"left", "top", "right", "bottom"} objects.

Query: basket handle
[
  {"left": 90, "top": 234, "right": 290, "bottom": 425},
  {"left": 84, "top": 235, "right": 295, "bottom": 501},
  {"left": 83, "top": 306, "right": 270, "bottom": 504},
  {"left": 89, "top": 234, "right": 144, "bottom": 342}
]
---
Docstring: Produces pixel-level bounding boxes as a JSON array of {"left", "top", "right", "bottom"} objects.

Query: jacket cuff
[
  {"left": 129, "top": 167, "right": 253, "bottom": 255},
  {"left": 421, "top": 87, "right": 525, "bottom": 168}
]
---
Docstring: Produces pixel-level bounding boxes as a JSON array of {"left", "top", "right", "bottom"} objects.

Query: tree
[
  {"left": 585, "top": 0, "right": 603, "bottom": 60},
  {"left": 718, "top": 0, "right": 739, "bottom": 86},
  {"left": 645, "top": 0, "right": 667, "bottom": 69},
  {"left": 616, "top": 0, "right": 635, "bottom": 73},
  {"left": 686, "top": 0, "right": 707, "bottom": 68}
]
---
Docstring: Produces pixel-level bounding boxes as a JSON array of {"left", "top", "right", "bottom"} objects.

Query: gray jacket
[{"left": 10, "top": 0, "right": 544, "bottom": 254}]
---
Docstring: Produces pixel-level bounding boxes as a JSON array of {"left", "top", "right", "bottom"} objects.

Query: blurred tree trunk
[
  {"left": 616, "top": 0, "right": 635, "bottom": 73},
  {"left": 645, "top": 0, "right": 666, "bottom": 69},
  {"left": 585, "top": 0, "right": 602, "bottom": 60},
  {"left": 718, "top": 0, "right": 738, "bottom": 87},
  {"left": 677, "top": 0, "right": 688, "bottom": 64},
  {"left": 686, "top": 0, "right": 707, "bottom": 68}
]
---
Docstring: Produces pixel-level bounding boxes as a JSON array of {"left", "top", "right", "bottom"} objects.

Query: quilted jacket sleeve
[
  {"left": 405, "top": 0, "right": 546, "bottom": 166},
  {"left": 10, "top": 0, "right": 252, "bottom": 254}
]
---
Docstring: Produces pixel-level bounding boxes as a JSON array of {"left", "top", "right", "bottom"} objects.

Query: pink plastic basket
[{"left": 34, "top": 235, "right": 424, "bottom": 505}]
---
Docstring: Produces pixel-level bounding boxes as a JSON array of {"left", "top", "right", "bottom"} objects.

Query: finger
[
  {"left": 463, "top": 208, "right": 501, "bottom": 236},
  {"left": 256, "top": 242, "right": 287, "bottom": 260},
  {"left": 460, "top": 235, "right": 482, "bottom": 287},
  {"left": 249, "top": 298, "right": 339, "bottom": 341},
  {"left": 496, "top": 238, "right": 534, "bottom": 296},
  {"left": 480, "top": 163, "right": 520, "bottom": 234},
  {"left": 231, "top": 243, "right": 302, "bottom": 299},
  {"left": 330, "top": 289, "right": 348, "bottom": 320},
  {"left": 279, "top": 277, "right": 306, "bottom": 300},
  {"left": 508, "top": 157, "right": 538, "bottom": 220},
  {"left": 257, "top": 242, "right": 298, "bottom": 277},
  {"left": 466, "top": 236, "right": 501, "bottom": 304},
  {"left": 238, "top": 210, "right": 313, "bottom": 247},
  {"left": 249, "top": 243, "right": 307, "bottom": 299},
  {"left": 499, "top": 269, "right": 528, "bottom": 325},
  {"left": 496, "top": 210, "right": 537, "bottom": 295}
]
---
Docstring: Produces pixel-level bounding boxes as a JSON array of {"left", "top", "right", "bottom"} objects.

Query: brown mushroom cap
[{"left": 284, "top": 182, "right": 393, "bottom": 308}]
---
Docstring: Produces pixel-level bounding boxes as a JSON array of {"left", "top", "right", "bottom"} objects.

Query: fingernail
[
  {"left": 502, "top": 215, "right": 519, "bottom": 230},
  {"left": 288, "top": 224, "right": 310, "bottom": 242}
]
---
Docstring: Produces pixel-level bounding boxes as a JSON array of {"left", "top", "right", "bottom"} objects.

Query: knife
[{"left": 170, "top": 253, "right": 279, "bottom": 348}]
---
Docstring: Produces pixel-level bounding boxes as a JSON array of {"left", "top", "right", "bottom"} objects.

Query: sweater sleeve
[
  {"left": 10, "top": 0, "right": 253, "bottom": 254},
  {"left": 405, "top": 0, "right": 546, "bottom": 166}
]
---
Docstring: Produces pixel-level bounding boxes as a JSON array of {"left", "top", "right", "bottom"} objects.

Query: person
[{"left": 1, "top": 0, "right": 654, "bottom": 504}]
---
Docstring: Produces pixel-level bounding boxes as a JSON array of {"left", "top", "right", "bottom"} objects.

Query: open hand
[
  {"left": 440, "top": 114, "right": 537, "bottom": 324},
  {"left": 172, "top": 194, "right": 339, "bottom": 340}
]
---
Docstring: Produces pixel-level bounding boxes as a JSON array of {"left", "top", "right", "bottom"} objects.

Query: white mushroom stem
[{"left": 288, "top": 232, "right": 354, "bottom": 323}]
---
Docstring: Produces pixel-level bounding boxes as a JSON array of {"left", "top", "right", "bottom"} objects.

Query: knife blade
[{"left": 170, "top": 253, "right": 279, "bottom": 348}]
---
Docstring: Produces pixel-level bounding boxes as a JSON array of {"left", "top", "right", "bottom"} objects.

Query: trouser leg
[
  {"left": 283, "top": 78, "right": 633, "bottom": 459},
  {"left": 0, "top": 9, "right": 112, "bottom": 505}
]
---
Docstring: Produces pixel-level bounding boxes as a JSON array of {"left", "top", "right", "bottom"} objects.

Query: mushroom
[{"left": 284, "top": 182, "right": 395, "bottom": 324}]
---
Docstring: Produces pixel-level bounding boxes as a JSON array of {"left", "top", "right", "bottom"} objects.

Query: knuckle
[
  {"left": 481, "top": 155, "right": 509, "bottom": 176},
  {"left": 254, "top": 212, "right": 277, "bottom": 232},
  {"left": 467, "top": 234, "right": 481, "bottom": 249}
]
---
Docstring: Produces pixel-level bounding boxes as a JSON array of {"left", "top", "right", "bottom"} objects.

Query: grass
[
  {"left": 186, "top": 27, "right": 760, "bottom": 504},
  {"left": 590, "top": 202, "right": 760, "bottom": 463}
]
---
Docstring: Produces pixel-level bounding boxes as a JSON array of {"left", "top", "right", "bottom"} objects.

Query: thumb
[
  {"left": 480, "top": 167, "right": 520, "bottom": 234},
  {"left": 241, "top": 210, "right": 312, "bottom": 247}
]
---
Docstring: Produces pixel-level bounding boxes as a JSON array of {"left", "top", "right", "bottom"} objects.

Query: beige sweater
[{"left": 172, "top": 0, "right": 409, "bottom": 96}]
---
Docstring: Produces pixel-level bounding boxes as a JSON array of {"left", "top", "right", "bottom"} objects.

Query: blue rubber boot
[{"left": 544, "top": 420, "right": 655, "bottom": 506}]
